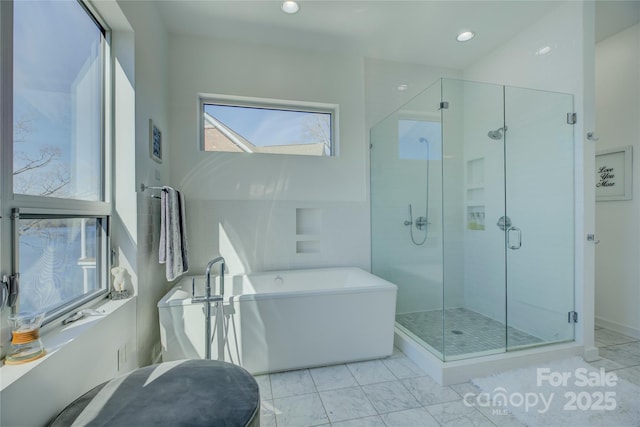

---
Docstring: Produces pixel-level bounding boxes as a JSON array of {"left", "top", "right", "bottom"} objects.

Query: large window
[
  {"left": 3, "top": 0, "right": 110, "bottom": 323},
  {"left": 201, "top": 97, "right": 335, "bottom": 157},
  {"left": 13, "top": 0, "right": 104, "bottom": 200}
]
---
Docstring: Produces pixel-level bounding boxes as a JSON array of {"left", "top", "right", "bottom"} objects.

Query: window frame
[
  {"left": 199, "top": 94, "right": 339, "bottom": 157},
  {"left": 1, "top": 0, "right": 112, "bottom": 325},
  {"left": 12, "top": 208, "right": 111, "bottom": 324}
]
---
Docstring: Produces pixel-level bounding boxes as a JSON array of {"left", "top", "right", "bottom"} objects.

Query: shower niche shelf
[
  {"left": 295, "top": 208, "right": 323, "bottom": 254},
  {"left": 465, "top": 158, "right": 485, "bottom": 230},
  {"left": 466, "top": 188, "right": 485, "bottom": 204},
  {"left": 466, "top": 157, "right": 484, "bottom": 188},
  {"left": 466, "top": 158, "right": 485, "bottom": 199},
  {"left": 467, "top": 205, "right": 485, "bottom": 231}
]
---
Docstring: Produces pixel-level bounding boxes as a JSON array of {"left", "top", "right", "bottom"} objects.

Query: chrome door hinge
[
  {"left": 439, "top": 101, "right": 449, "bottom": 110},
  {"left": 567, "top": 113, "right": 577, "bottom": 125},
  {"left": 568, "top": 311, "right": 578, "bottom": 323}
]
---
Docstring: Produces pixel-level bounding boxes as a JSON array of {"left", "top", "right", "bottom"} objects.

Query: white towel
[{"left": 159, "top": 186, "right": 189, "bottom": 281}]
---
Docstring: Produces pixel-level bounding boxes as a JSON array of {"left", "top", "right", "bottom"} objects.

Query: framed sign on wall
[
  {"left": 595, "top": 145, "right": 632, "bottom": 201},
  {"left": 149, "top": 119, "right": 162, "bottom": 163}
]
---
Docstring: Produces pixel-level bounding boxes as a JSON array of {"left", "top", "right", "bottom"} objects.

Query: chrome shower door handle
[{"left": 507, "top": 226, "right": 522, "bottom": 250}]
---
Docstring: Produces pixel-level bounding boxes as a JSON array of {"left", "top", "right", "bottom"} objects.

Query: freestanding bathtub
[{"left": 158, "top": 267, "right": 397, "bottom": 374}]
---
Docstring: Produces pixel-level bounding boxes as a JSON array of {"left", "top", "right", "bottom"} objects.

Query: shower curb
[{"left": 394, "top": 328, "right": 583, "bottom": 385}]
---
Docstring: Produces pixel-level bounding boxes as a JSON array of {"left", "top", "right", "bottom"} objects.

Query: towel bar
[{"left": 140, "top": 183, "right": 164, "bottom": 199}]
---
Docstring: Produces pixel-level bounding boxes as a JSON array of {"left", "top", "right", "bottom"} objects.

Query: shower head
[
  {"left": 487, "top": 127, "right": 506, "bottom": 140},
  {"left": 487, "top": 129, "right": 502, "bottom": 140},
  {"left": 419, "top": 137, "right": 429, "bottom": 144}
]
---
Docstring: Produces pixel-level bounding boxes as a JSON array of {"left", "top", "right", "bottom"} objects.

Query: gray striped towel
[{"left": 159, "top": 186, "right": 189, "bottom": 281}]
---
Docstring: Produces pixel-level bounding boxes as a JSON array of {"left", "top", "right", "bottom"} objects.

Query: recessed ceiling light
[
  {"left": 281, "top": 0, "right": 300, "bottom": 14},
  {"left": 456, "top": 31, "right": 475, "bottom": 42},
  {"left": 397, "top": 84, "right": 408, "bottom": 92},
  {"left": 535, "top": 46, "right": 552, "bottom": 56}
]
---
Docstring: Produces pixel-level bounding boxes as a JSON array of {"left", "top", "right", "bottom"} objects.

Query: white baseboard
[
  {"left": 595, "top": 316, "right": 640, "bottom": 339},
  {"left": 583, "top": 346, "right": 600, "bottom": 362}
]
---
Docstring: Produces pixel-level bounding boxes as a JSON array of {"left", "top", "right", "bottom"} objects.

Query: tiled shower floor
[{"left": 396, "top": 307, "right": 542, "bottom": 357}]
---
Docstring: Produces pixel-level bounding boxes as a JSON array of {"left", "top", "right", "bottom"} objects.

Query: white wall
[
  {"left": 464, "top": 1, "right": 595, "bottom": 351},
  {"left": 168, "top": 35, "right": 369, "bottom": 274},
  {"left": 115, "top": 0, "right": 172, "bottom": 366},
  {"left": 0, "top": 299, "right": 137, "bottom": 427},
  {"left": 364, "top": 58, "right": 461, "bottom": 129},
  {"left": 595, "top": 23, "right": 640, "bottom": 337}
]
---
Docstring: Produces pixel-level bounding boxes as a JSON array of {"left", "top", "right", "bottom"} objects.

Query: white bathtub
[{"left": 158, "top": 267, "right": 397, "bottom": 374}]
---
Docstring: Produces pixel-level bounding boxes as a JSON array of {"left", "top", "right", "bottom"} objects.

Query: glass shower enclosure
[{"left": 371, "top": 78, "right": 575, "bottom": 361}]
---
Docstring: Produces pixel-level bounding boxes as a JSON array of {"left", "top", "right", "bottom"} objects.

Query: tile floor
[
  {"left": 255, "top": 347, "right": 523, "bottom": 427},
  {"left": 254, "top": 326, "right": 640, "bottom": 427},
  {"left": 591, "top": 326, "right": 640, "bottom": 387}
]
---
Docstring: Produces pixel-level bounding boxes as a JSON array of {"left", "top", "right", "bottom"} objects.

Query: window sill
[{"left": 0, "top": 296, "right": 136, "bottom": 392}]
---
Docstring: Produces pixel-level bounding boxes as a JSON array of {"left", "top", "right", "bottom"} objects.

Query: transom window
[{"left": 201, "top": 97, "right": 336, "bottom": 157}]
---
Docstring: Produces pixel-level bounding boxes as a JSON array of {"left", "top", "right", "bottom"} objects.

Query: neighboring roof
[
  {"left": 203, "top": 112, "right": 328, "bottom": 156},
  {"left": 257, "top": 143, "right": 326, "bottom": 156},
  {"left": 203, "top": 127, "right": 247, "bottom": 153},
  {"left": 204, "top": 112, "right": 255, "bottom": 153}
]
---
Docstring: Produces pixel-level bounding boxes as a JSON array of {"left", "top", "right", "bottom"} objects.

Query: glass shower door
[
  {"left": 441, "top": 79, "right": 507, "bottom": 361},
  {"left": 504, "top": 87, "right": 575, "bottom": 349}
]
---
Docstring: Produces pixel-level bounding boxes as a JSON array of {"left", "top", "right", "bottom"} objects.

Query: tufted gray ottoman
[{"left": 49, "top": 359, "right": 260, "bottom": 427}]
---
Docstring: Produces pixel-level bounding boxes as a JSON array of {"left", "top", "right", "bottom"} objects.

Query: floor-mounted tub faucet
[
  {"left": 192, "top": 256, "right": 225, "bottom": 360},
  {"left": 205, "top": 256, "right": 225, "bottom": 299}
]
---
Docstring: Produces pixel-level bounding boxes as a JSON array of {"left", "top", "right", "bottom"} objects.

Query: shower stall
[{"left": 371, "top": 78, "right": 576, "bottom": 366}]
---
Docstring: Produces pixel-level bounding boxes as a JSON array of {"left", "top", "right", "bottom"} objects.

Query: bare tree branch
[
  {"left": 13, "top": 116, "right": 71, "bottom": 199},
  {"left": 14, "top": 146, "right": 60, "bottom": 175},
  {"left": 13, "top": 117, "right": 32, "bottom": 143},
  {"left": 302, "top": 114, "right": 331, "bottom": 156},
  {"left": 39, "top": 165, "right": 71, "bottom": 196}
]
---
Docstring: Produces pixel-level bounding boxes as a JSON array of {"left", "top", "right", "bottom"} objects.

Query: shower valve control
[{"left": 415, "top": 217, "right": 429, "bottom": 230}]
